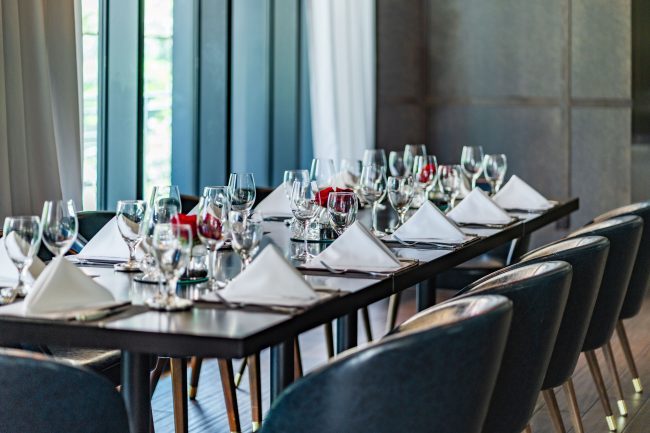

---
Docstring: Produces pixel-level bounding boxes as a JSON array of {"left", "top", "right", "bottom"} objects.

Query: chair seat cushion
[{"left": 48, "top": 347, "right": 121, "bottom": 385}]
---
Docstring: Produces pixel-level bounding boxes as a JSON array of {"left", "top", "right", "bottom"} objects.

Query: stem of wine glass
[
  {"left": 371, "top": 202, "right": 378, "bottom": 232},
  {"left": 127, "top": 243, "right": 136, "bottom": 265},
  {"left": 208, "top": 248, "right": 217, "bottom": 286},
  {"left": 167, "top": 276, "right": 179, "bottom": 300},
  {"left": 303, "top": 220, "right": 310, "bottom": 260},
  {"left": 15, "top": 264, "right": 25, "bottom": 296},
  {"left": 471, "top": 174, "right": 478, "bottom": 189}
]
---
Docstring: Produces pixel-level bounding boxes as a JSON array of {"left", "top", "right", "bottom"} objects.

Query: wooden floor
[{"left": 152, "top": 287, "right": 650, "bottom": 433}]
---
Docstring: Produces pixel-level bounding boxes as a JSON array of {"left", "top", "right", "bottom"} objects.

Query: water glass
[
  {"left": 362, "top": 149, "right": 388, "bottom": 171},
  {"left": 138, "top": 197, "right": 180, "bottom": 282},
  {"left": 115, "top": 200, "right": 146, "bottom": 272},
  {"left": 338, "top": 159, "right": 362, "bottom": 189},
  {"left": 283, "top": 170, "right": 310, "bottom": 199},
  {"left": 387, "top": 176, "right": 415, "bottom": 227},
  {"left": 358, "top": 164, "right": 387, "bottom": 236},
  {"left": 327, "top": 192, "right": 358, "bottom": 235},
  {"left": 439, "top": 164, "right": 462, "bottom": 209},
  {"left": 460, "top": 145, "right": 484, "bottom": 189},
  {"left": 151, "top": 185, "right": 181, "bottom": 211},
  {"left": 389, "top": 151, "right": 407, "bottom": 177},
  {"left": 483, "top": 154, "right": 508, "bottom": 194},
  {"left": 41, "top": 200, "right": 78, "bottom": 257},
  {"left": 310, "top": 158, "right": 336, "bottom": 189},
  {"left": 289, "top": 180, "right": 320, "bottom": 260},
  {"left": 2, "top": 216, "right": 41, "bottom": 301},
  {"left": 197, "top": 186, "right": 229, "bottom": 288},
  {"left": 228, "top": 173, "right": 256, "bottom": 215},
  {"left": 404, "top": 144, "right": 427, "bottom": 174},
  {"left": 230, "top": 214, "right": 264, "bottom": 269}
]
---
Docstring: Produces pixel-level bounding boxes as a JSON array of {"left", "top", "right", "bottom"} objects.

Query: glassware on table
[
  {"left": 327, "top": 191, "right": 358, "bottom": 235},
  {"left": 138, "top": 197, "right": 180, "bottom": 283},
  {"left": 387, "top": 176, "right": 415, "bottom": 228},
  {"left": 438, "top": 164, "right": 462, "bottom": 209},
  {"left": 145, "top": 223, "right": 194, "bottom": 311},
  {"left": 283, "top": 170, "right": 310, "bottom": 199},
  {"left": 2, "top": 216, "right": 41, "bottom": 302},
  {"left": 115, "top": 200, "right": 146, "bottom": 272},
  {"left": 228, "top": 173, "right": 256, "bottom": 215},
  {"left": 362, "top": 149, "right": 388, "bottom": 171},
  {"left": 310, "top": 158, "right": 336, "bottom": 189},
  {"left": 197, "top": 187, "right": 229, "bottom": 289},
  {"left": 289, "top": 180, "right": 320, "bottom": 261},
  {"left": 152, "top": 185, "right": 181, "bottom": 211},
  {"left": 483, "top": 154, "right": 508, "bottom": 194},
  {"left": 403, "top": 144, "right": 427, "bottom": 174},
  {"left": 229, "top": 213, "right": 264, "bottom": 270},
  {"left": 389, "top": 151, "right": 407, "bottom": 177},
  {"left": 358, "top": 164, "right": 387, "bottom": 236},
  {"left": 460, "top": 145, "right": 485, "bottom": 189},
  {"left": 41, "top": 200, "right": 78, "bottom": 257},
  {"left": 412, "top": 154, "right": 438, "bottom": 207},
  {"left": 338, "top": 159, "right": 362, "bottom": 189}
]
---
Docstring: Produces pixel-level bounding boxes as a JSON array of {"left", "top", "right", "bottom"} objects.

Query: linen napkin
[
  {"left": 23, "top": 255, "right": 115, "bottom": 315},
  {"left": 77, "top": 217, "right": 143, "bottom": 262},
  {"left": 492, "top": 175, "right": 553, "bottom": 211},
  {"left": 205, "top": 245, "right": 319, "bottom": 307},
  {"left": 254, "top": 185, "right": 293, "bottom": 218},
  {"left": 390, "top": 201, "right": 467, "bottom": 242},
  {"left": 0, "top": 237, "right": 45, "bottom": 286},
  {"left": 303, "top": 221, "right": 402, "bottom": 272},
  {"left": 447, "top": 188, "right": 514, "bottom": 225}
]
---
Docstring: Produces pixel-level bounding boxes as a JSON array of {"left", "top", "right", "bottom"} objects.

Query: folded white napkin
[
  {"left": 304, "top": 221, "right": 402, "bottom": 272},
  {"left": 391, "top": 201, "right": 467, "bottom": 242},
  {"left": 254, "top": 185, "right": 292, "bottom": 218},
  {"left": 206, "top": 245, "right": 319, "bottom": 307},
  {"left": 0, "top": 238, "right": 45, "bottom": 285},
  {"left": 23, "top": 255, "right": 115, "bottom": 314},
  {"left": 331, "top": 171, "right": 358, "bottom": 189},
  {"left": 447, "top": 188, "right": 513, "bottom": 225},
  {"left": 188, "top": 204, "right": 199, "bottom": 215},
  {"left": 77, "top": 217, "right": 143, "bottom": 262},
  {"left": 492, "top": 175, "right": 553, "bottom": 211}
]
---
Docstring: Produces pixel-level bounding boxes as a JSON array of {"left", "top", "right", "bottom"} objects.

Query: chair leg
[
  {"left": 563, "top": 378, "right": 585, "bottom": 433},
  {"left": 616, "top": 320, "right": 643, "bottom": 393},
  {"left": 189, "top": 357, "right": 203, "bottom": 400},
  {"left": 293, "top": 338, "right": 303, "bottom": 379},
  {"left": 248, "top": 354, "right": 262, "bottom": 432},
  {"left": 385, "top": 293, "right": 401, "bottom": 334},
  {"left": 234, "top": 358, "right": 247, "bottom": 388},
  {"left": 584, "top": 350, "right": 617, "bottom": 431},
  {"left": 542, "top": 389, "right": 566, "bottom": 433},
  {"left": 523, "top": 425, "right": 532, "bottom": 433},
  {"left": 150, "top": 356, "right": 169, "bottom": 397},
  {"left": 361, "top": 307, "right": 373, "bottom": 342},
  {"left": 324, "top": 322, "right": 334, "bottom": 359},
  {"left": 170, "top": 358, "right": 188, "bottom": 433},
  {"left": 218, "top": 359, "right": 241, "bottom": 433},
  {"left": 602, "top": 342, "right": 628, "bottom": 416}
]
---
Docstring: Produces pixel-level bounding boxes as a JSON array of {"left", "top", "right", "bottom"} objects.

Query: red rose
[
  {"left": 419, "top": 163, "right": 437, "bottom": 183},
  {"left": 171, "top": 213, "right": 198, "bottom": 239},
  {"left": 316, "top": 187, "right": 354, "bottom": 207}
]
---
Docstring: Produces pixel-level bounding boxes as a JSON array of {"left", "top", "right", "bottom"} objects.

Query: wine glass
[
  {"left": 41, "top": 200, "right": 78, "bottom": 257},
  {"left": 115, "top": 200, "right": 146, "bottom": 272},
  {"left": 138, "top": 198, "right": 180, "bottom": 282},
  {"left": 460, "top": 145, "right": 484, "bottom": 189},
  {"left": 362, "top": 149, "right": 387, "bottom": 171},
  {"left": 358, "top": 164, "right": 387, "bottom": 236},
  {"left": 152, "top": 185, "right": 181, "bottom": 211},
  {"left": 229, "top": 213, "right": 264, "bottom": 270},
  {"left": 289, "top": 180, "right": 320, "bottom": 261},
  {"left": 310, "top": 158, "right": 336, "bottom": 189},
  {"left": 387, "top": 176, "right": 415, "bottom": 227},
  {"left": 389, "top": 151, "right": 407, "bottom": 176},
  {"left": 439, "top": 164, "right": 462, "bottom": 209},
  {"left": 197, "top": 187, "right": 229, "bottom": 288},
  {"left": 338, "top": 159, "right": 362, "bottom": 189},
  {"left": 403, "top": 144, "right": 427, "bottom": 174},
  {"left": 2, "top": 216, "right": 41, "bottom": 301},
  {"left": 483, "top": 154, "right": 508, "bottom": 194},
  {"left": 145, "top": 223, "right": 193, "bottom": 311},
  {"left": 283, "top": 170, "right": 310, "bottom": 199},
  {"left": 413, "top": 155, "right": 438, "bottom": 190},
  {"left": 228, "top": 173, "right": 256, "bottom": 215},
  {"left": 327, "top": 192, "right": 358, "bottom": 235}
]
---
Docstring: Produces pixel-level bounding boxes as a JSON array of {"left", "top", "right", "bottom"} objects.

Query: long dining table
[{"left": 0, "top": 198, "right": 578, "bottom": 432}]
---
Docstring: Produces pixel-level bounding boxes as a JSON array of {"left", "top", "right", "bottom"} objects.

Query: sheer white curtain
[
  {"left": 306, "top": 0, "right": 375, "bottom": 162},
  {"left": 0, "top": 0, "right": 82, "bottom": 221}
]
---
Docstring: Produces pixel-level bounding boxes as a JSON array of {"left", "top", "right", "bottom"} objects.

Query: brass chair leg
[
  {"left": 616, "top": 320, "right": 643, "bottom": 393},
  {"left": 542, "top": 389, "right": 566, "bottom": 433},
  {"left": 234, "top": 358, "right": 247, "bottom": 388},
  {"left": 584, "top": 351, "right": 617, "bottom": 431},
  {"left": 563, "top": 378, "right": 585, "bottom": 433},
  {"left": 293, "top": 338, "right": 303, "bottom": 379},
  {"left": 324, "top": 322, "right": 334, "bottom": 359},
  {"left": 170, "top": 358, "right": 188, "bottom": 433},
  {"left": 385, "top": 293, "right": 401, "bottom": 334},
  {"left": 248, "top": 354, "right": 262, "bottom": 432},
  {"left": 189, "top": 357, "right": 203, "bottom": 400},
  {"left": 361, "top": 307, "right": 373, "bottom": 342},
  {"left": 602, "top": 342, "right": 628, "bottom": 416},
  {"left": 218, "top": 359, "right": 241, "bottom": 433}
]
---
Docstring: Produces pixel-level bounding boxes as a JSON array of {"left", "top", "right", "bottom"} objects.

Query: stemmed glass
[
  {"left": 197, "top": 187, "right": 229, "bottom": 289},
  {"left": 362, "top": 149, "right": 387, "bottom": 172},
  {"left": 403, "top": 144, "right": 427, "bottom": 174},
  {"left": 115, "top": 200, "right": 146, "bottom": 272},
  {"left": 152, "top": 185, "right": 181, "bottom": 211},
  {"left": 483, "top": 154, "right": 508, "bottom": 194},
  {"left": 412, "top": 155, "right": 438, "bottom": 206},
  {"left": 439, "top": 165, "right": 462, "bottom": 209},
  {"left": 283, "top": 170, "right": 310, "bottom": 199},
  {"left": 41, "top": 200, "right": 78, "bottom": 257},
  {"left": 338, "top": 159, "right": 362, "bottom": 189},
  {"left": 358, "top": 164, "right": 387, "bottom": 236},
  {"left": 229, "top": 213, "right": 264, "bottom": 270},
  {"left": 389, "top": 151, "right": 407, "bottom": 176},
  {"left": 2, "top": 216, "right": 41, "bottom": 302},
  {"left": 460, "top": 145, "right": 484, "bottom": 189},
  {"left": 387, "top": 176, "right": 415, "bottom": 228},
  {"left": 310, "top": 158, "right": 336, "bottom": 189},
  {"left": 228, "top": 173, "right": 256, "bottom": 215},
  {"left": 289, "top": 180, "right": 320, "bottom": 261},
  {"left": 327, "top": 192, "right": 358, "bottom": 235},
  {"left": 145, "top": 223, "right": 193, "bottom": 311},
  {"left": 138, "top": 196, "right": 179, "bottom": 283}
]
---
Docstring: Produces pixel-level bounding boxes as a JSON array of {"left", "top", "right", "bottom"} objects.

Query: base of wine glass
[
  {"left": 371, "top": 229, "right": 387, "bottom": 238},
  {"left": 114, "top": 261, "right": 142, "bottom": 273},
  {"left": 15, "top": 283, "right": 29, "bottom": 298},
  {"left": 144, "top": 294, "right": 193, "bottom": 312},
  {"left": 133, "top": 272, "right": 165, "bottom": 284},
  {"left": 291, "top": 251, "right": 314, "bottom": 262},
  {"left": 0, "top": 287, "right": 17, "bottom": 305}
]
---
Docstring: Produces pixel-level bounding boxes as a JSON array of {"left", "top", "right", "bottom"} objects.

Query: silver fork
[
  {"left": 319, "top": 260, "right": 393, "bottom": 277},
  {"left": 392, "top": 235, "right": 457, "bottom": 250}
]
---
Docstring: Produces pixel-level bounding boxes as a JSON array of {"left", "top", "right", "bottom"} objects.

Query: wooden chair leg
[
  {"left": 324, "top": 322, "right": 334, "bottom": 359},
  {"left": 361, "top": 307, "right": 373, "bottom": 342},
  {"left": 218, "top": 359, "right": 241, "bottom": 433},
  {"left": 234, "top": 358, "right": 247, "bottom": 388},
  {"left": 170, "top": 358, "right": 188, "bottom": 433},
  {"left": 385, "top": 292, "right": 401, "bottom": 334},
  {"left": 584, "top": 351, "right": 617, "bottom": 431},
  {"left": 542, "top": 389, "right": 566, "bottom": 433},
  {"left": 293, "top": 337, "right": 303, "bottom": 379},
  {"left": 189, "top": 357, "right": 203, "bottom": 400},
  {"left": 248, "top": 353, "right": 262, "bottom": 432},
  {"left": 563, "top": 378, "right": 585, "bottom": 433},
  {"left": 602, "top": 342, "right": 628, "bottom": 416},
  {"left": 616, "top": 320, "right": 643, "bottom": 393}
]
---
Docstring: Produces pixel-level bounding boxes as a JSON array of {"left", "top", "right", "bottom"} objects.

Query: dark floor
[{"left": 152, "top": 287, "right": 650, "bottom": 433}]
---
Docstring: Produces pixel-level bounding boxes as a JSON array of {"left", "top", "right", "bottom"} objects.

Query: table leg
[
  {"left": 270, "top": 340, "right": 294, "bottom": 403},
  {"left": 416, "top": 279, "right": 437, "bottom": 311},
  {"left": 122, "top": 351, "right": 152, "bottom": 433},
  {"left": 336, "top": 312, "right": 358, "bottom": 354}
]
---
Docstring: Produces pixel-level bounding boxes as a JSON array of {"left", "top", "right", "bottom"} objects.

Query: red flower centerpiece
[
  {"left": 316, "top": 187, "right": 354, "bottom": 207},
  {"left": 418, "top": 163, "right": 437, "bottom": 183}
]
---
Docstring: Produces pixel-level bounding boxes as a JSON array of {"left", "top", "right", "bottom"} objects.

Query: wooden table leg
[
  {"left": 170, "top": 358, "right": 188, "bottom": 433},
  {"left": 122, "top": 351, "right": 152, "bottom": 433},
  {"left": 189, "top": 357, "right": 202, "bottom": 400},
  {"left": 218, "top": 359, "right": 241, "bottom": 433},
  {"left": 248, "top": 354, "right": 262, "bottom": 431}
]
